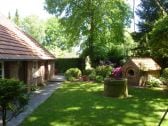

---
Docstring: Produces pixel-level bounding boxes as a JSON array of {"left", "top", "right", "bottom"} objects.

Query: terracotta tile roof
[
  {"left": 131, "top": 58, "right": 161, "bottom": 71},
  {"left": 0, "top": 13, "right": 55, "bottom": 60}
]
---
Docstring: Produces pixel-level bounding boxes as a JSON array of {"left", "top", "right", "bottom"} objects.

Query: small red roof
[{"left": 0, "top": 13, "right": 55, "bottom": 60}]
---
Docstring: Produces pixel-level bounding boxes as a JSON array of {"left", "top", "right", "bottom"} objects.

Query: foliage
[
  {"left": 21, "top": 82, "right": 168, "bottom": 126},
  {"left": 149, "top": 15, "right": 168, "bottom": 58},
  {"left": 133, "top": 0, "right": 168, "bottom": 58},
  {"left": 85, "top": 65, "right": 113, "bottom": 82},
  {"left": 44, "top": 17, "right": 68, "bottom": 49},
  {"left": 95, "top": 65, "right": 113, "bottom": 78},
  {"left": 83, "top": 69, "right": 95, "bottom": 76},
  {"left": 18, "top": 16, "right": 77, "bottom": 58},
  {"left": 84, "top": 65, "right": 113, "bottom": 81},
  {"left": 65, "top": 68, "right": 82, "bottom": 81},
  {"left": 136, "top": 0, "right": 168, "bottom": 33},
  {"left": 95, "top": 75, "right": 104, "bottom": 83},
  {"left": 160, "top": 68, "right": 168, "bottom": 85},
  {"left": 146, "top": 75, "right": 163, "bottom": 87},
  {"left": 159, "top": 77, "right": 168, "bottom": 85},
  {"left": 112, "top": 66, "right": 123, "bottom": 79},
  {"left": 88, "top": 69, "right": 96, "bottom": 81},
  {"left": 45, "top": 0, "right": 132, "bottom": 63},
  {"left": 0, "top": 79, "right": 28, "bottom": 126},
  {"left": 19, "top": 15, "right": 45, "bottom": 43},
  {"left": 162, "top": 68, "right": 168, "bottom": 79},
  {"left": 55, "top": 58, "right": 84, "bottom": 73}
]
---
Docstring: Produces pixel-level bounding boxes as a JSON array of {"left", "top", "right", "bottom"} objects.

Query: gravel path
[{"left": 0, "top": 75, "right": 65, "bottom": 126}]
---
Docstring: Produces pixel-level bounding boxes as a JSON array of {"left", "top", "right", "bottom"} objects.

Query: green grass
[{"left": 21, "top": 82, "right": 168, "bottom": 126}]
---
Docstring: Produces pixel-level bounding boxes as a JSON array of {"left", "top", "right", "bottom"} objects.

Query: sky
[
  {"left": 0, "top": 0, "right": 51, "bottom": 19},
  {"left": 0, "top": 0, "right": 140, "bottom": 31}
]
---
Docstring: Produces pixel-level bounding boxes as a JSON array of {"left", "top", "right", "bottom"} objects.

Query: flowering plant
[{"left": 112, "top": 66, "right": 122, "bottom": 79}]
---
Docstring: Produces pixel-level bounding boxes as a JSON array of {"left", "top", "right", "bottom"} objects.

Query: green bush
[
  {"left": 65, "top": 68, "right": 82, "bottom": 81},
  {"left": 160, "top": 68, "right": 168, "bottom": 85},
  {"left": 55, "top": 58, "right": 84, "bottom": 73},
  {"left": 162, "top": 68, "right": 168, "bottom": 79},
  {"left": 95, "top": 65, "right": 113, "bottom": 78},
  {"left": 85, "top": 66, "right": 113, "bottom": 82},
  {"left": 88, "top": 70, "right": 96, "bottom": 81},
  {"left": 160, "top": 77, "right": 168, "bottom": 85},
  {"left": 0, "top": 79, "right": 29, "bottom": 126},
  {"left": 95, "top": 75, "right": 104, "bottom": 83},
  {"left": 83, "top": 69, "right": 95, "bottom": 76},
  {"left": 146, "top": 75, "right": 163, "bottom": 87}
]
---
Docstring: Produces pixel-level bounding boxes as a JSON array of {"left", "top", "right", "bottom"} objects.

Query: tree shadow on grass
[{"left": 21, "top": 82, "right": 168, "bottom": 126}]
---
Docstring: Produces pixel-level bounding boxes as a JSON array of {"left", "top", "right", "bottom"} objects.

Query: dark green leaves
[{"left": 44, "top": 0, "right": 132, "bottom": 62}]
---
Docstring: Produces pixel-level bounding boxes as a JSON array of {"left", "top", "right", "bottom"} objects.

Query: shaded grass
[{"left": 21, "top": 82, "right": 168, "bottom": 126}]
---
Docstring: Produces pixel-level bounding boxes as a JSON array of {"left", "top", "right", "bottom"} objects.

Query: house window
[
  {"left": 0, "top": 62, "right": 4, "bottom": 79},
  {"left": 128, "top": 69, "right": 135, "bottom": 76}
]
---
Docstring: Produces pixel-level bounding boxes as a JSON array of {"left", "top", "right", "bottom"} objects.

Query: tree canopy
[
  {"left": 19, "top": 15, "right": 45, "bottom": 43},
  {"left": 136, "top": 0, "right": 168, "bottom": 33},
  {"left": 133, "top": 0, "right": 168, "bottom": 67},
  {"left": 44, "top": 0, "right": 132, "bottom": 63},
  {"left": 133, "top": 0, "right": 168, "bottom": 57},
  {"left": 149, "top": 15, "right": 168, "bottom": 58},
  {"left": 44, "top": 17, "right": 68, "bottom": 49}
]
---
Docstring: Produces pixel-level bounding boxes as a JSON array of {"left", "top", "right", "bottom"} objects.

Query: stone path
[{"left": 0, "top": 75, "right": 65, "bottom": 126}]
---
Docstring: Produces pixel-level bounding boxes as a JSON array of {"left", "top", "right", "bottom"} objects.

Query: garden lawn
[{"left": 21, "top": 82, "right": 168, "bottom": 126}]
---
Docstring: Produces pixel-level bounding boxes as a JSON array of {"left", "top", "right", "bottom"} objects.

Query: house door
[
  {"left": 45, "top": 61, "right": 48, "bottom": 80},
  {"left": 19, "top": 61, "right": 28, "bottom": 83}
]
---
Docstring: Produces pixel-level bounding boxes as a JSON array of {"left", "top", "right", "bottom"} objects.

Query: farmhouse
[
  {"left": 122, "top": 58, "right": 161, "bottom": 86},
  {"left": 0, "top": 13, "right": 55, "bottom": 86}
]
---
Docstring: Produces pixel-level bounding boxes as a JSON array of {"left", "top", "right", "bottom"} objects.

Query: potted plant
[{"left": 104, "top": 66, "right": 128, "bottom": 98}]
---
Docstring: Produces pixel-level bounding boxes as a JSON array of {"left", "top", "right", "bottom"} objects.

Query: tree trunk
[
  {"left": 87, "top": 0, "right": 95, "bottom": 65},
  {"left": 89, "top": 10, "right": 94, "bottom": 62}
]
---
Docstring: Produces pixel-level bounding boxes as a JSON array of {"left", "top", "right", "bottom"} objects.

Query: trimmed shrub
[
  {"left": 146, "top": 75, "right": 163, "bottom": 87},
  {"left": 0, "top": 79, "right": 29, "bottom": 126},
  {"left": 83, "top": 69, "right": 95, "bottom": 76},
  {"left": 65, "top": 68, "right": 82, "bottom": 81},
  {"left": 95, "top": 65, "right": 113, "bottom": 78},
  {"left": 95, "top": 75, "right": 104, "bottom": 83},
  {"left": 55, "top": 58, "right": 84, "bottom": 73},
  {"left": 160, "top": 77, "right": 168, "bottom": 85},
  {"left": 88, "top": 70, "right": 96, "bottom": 81}
]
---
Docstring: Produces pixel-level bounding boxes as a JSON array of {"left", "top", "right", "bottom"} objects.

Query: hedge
[{"left": 55, "top": 58, "right": 85, "bottom": 73}]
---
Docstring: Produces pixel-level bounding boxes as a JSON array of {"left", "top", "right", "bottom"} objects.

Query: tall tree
[
  {"left": 19, "top": 15, "right": 45, "bottom": 43},
  {"left": 44, "top": 17, "right": 68, "bottom": 49},
  {"left": 136, "top": 0, "right": 168, "bottom": 33},
  {"left": 44, "top": 0, "right": 132, "bottom": 63},
  {"left": 13, "top": 9, "right": 20, "bottom": 26},
  {"left": 8, "top": 12, "right": 11, "bottom": 20},
  {"left": 133, "top": 0, "right": 168, "bottom": 57},
  {"left": 148, "top": 15, "right": 168, "bottom": 67}
]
